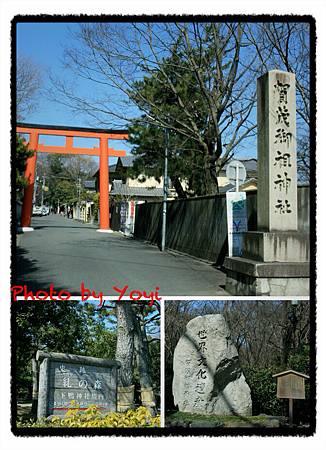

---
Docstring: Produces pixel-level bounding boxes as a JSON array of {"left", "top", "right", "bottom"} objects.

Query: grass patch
[{"left": 167, "top": 411, "right": 275, "bottom": 425}]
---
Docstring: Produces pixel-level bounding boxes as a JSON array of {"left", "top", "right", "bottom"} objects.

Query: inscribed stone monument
[
  {"left": 257, "top": 70, "right": 297, "bottom": 231},
  {"left": 224, "top": 70, "right": 309, "bottom": 295},
  {"left": 173, "top": 314, "right": 252, "bottom": 415},
  {"left": 36, "top": 351, "right": 121, "bottom": 419}
]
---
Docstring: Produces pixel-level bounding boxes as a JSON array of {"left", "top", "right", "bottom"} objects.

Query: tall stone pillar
[
  {"left": 224, "top": 70, "right": 309, "bottom": 296},
  {"left": 257, "top": 71, "right": 297, "bottom": 232}
]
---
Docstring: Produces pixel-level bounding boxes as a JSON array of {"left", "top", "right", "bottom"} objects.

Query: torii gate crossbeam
[{"left": 16, "top": 123, "right": 128, "bottom": 232}]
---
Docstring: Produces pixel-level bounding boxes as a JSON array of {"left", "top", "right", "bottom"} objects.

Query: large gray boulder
[{"left": 173, "top": 314, "right": 252, "bottom": 415}]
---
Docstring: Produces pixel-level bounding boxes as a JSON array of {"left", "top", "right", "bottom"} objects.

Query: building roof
[
  {"left": 221, "top": 158, "right": 257, "bottom": 173},
  {"left": 92, "top": 156, "right": 134, "bottom": 178},
  {"left": 219, "top": 178, "right": 257, "bottom": 193},
  {"left": 92, "top": 163, "right": 117, "bottom": 178},
  {"left": 272, "top": 370, "right": 310, "bottom": 379},
  {"left": 111, "top": 182, "right": 163, "bottom": 198},
  {"left": 117, "top": 155, "right": 136, "bottom": 168}
]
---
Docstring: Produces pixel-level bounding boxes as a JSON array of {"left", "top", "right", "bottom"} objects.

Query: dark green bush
[{"left": 244, "top": 367, "right": 283, "bottom": 416}]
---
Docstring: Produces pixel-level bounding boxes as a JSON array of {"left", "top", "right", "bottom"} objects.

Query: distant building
[
  {"left": 93, "top": 155, "right": 167, "bottom": 234},
  {"left": 93, "top": 155, "right": 165, "bottom": 202},
  {"left": 110, "top": 179, "right": 164, "bottom": 202},
  {"left": 218, "top": 158, "right": 257, "bottom": 192},
  {"left": 111, "top": 155, "right": 165, "bottom": 201},
  {"left": 93, "top": 156, "right": 258, "bottom": 196}
]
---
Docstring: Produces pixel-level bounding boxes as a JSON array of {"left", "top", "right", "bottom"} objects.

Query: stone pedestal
[
  {"left": 224, "top": 257, "right": 309, "bottom": 296},
  {"left": 224, "top": 70, "right": 310, "bottom": 296}
]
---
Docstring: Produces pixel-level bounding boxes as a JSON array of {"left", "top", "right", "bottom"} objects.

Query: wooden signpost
[{"left": 273, "top": 369, "right": 309, "bottom": 426}]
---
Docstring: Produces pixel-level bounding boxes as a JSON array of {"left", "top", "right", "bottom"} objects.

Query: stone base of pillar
[
  {"left": 242, "top": 231, "right": 309, "bottom": 263},
  {"left": 18, "top": 227, "right": 34, "bottom": 233},
  {"left": 224, "top": 256, "right": 310, "bottom": 296},
  {"left": 96, "top": 229, "right": 114, "bottom": 233}
]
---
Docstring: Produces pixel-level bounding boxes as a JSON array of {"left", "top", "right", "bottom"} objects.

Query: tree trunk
[
  {"left": 281, "top": 302, "right": 298, "bottom": 365},
  {"left": 204, "top": 159, "right": 218, "bottom": 195},
  {"left": 170, "top": 174, "right": 187, "bottom": 198},
  {"left": 115, "top": 302, "right": 135, "bottom": 386},
  {"left": 202, "top": 140, "right": 220, "bottom": 195},
  {"left": 133, "top": 310, "right": 157, "bottom": 415}
]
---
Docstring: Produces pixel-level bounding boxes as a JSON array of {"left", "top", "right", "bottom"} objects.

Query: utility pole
[
  {"left": 41, "top": 176, "right": 45, "bottom": 208},
  {"left": 161, "top": 128, "right": 169, "bottom": 252},
  {"left": 33, "top": 174, "right": 39, "bottom": 205},
  {"left": 77, "top": 177, "right": 81, "bottom": 220}
]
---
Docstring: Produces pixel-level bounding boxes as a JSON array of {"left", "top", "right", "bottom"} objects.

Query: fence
[{"left": 134, "top": 186, "right": 310, "bottom": 265}]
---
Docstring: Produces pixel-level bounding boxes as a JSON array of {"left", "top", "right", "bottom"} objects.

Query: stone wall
[{"left": 134, "top": 186, "right": 310, "bottom": 264}]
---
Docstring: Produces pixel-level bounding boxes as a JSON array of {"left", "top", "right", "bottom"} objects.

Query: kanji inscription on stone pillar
[{"left": 257, "top": 70, "right": 298, "bottom": 231}]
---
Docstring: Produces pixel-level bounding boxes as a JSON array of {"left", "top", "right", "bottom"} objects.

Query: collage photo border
[{"left": 9, "top": 12, "right": 317, "bottom": 439}]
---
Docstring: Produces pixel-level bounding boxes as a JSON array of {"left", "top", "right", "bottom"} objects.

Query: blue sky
[
  {"left": 17, "top": 23, "right": 83, "bottom": 126},
  {"left": 16, "top": 21, "right": 269, "bottom": 160},
  {"left": 16, "top": 22, "right": 132, "bottom": 159}
]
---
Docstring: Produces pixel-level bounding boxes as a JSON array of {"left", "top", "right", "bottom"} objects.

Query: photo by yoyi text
[{"left": 11, "top": 282, "right": 161, "bottom": 306}]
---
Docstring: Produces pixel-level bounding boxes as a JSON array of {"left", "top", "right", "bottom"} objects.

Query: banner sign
[{"left": 226, "top": 192, "right": 248, "bottom": 257}]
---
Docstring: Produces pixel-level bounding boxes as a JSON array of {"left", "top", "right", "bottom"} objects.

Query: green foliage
[
  {"left": 36, "top": 153, "right": 97, "bottom": 208},
  {"left": 92, "top": 192, "right": 100, "bottom": 220},
  {"left": 287, "top": 344, "right": 310, "bottom": 374},
  {"left": 244, "top": 367, "right": 282, "bottom": 416},
  {"left": 17, "top": 405, "right": 160, "bottom": 428},
  {"left": 247, "top": 338, "right": 310, "bottom": 421},
  {"left": 15, "top": 302, "right": 91, "bottom": 399},
  {"left": 148, "top": 340, "right": 160, "bottom": 391},
  {"left": 83, "top": 316, "right": 117, "bottom": 360},
  {"left": 127, "top": 49, "right": 215, "bottom": 197},
  {"left": 286, "top": 344, "right": 311, "bottom": 424},
  {"left": 42, "top": 155, "right": 77, "bottom": 206},
  {"left": 128, "top": 121, "right": 206, "bottom": 198},
  {"left": 16, "top": 134, "right": 34, "bottom": 199},
  {"left": 15, "top": 302, "right": 160, "bottom": 407},
  {"left": 244, "top": 343, "right": 310, "bottom": 419}
]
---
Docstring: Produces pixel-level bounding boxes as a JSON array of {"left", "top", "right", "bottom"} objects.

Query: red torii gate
[{"left": 17, "top": 123, "right": 127, "bottom": 232}]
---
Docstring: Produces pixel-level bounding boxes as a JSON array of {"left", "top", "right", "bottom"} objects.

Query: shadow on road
[{"left": 14, "top": 247, "right": 79, "bottom": 295}]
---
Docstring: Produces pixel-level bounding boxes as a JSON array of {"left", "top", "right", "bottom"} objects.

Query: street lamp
[
  {"left": 76, "top": 177, "right": 81, "bottom": 220},
  {"left": 142, "top": 118, "right": 170, "bottom": 252}
]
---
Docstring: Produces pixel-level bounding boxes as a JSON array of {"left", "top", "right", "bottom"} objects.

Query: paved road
[{"left": 15, "top": 215, "right": 227, "bottom": 296}]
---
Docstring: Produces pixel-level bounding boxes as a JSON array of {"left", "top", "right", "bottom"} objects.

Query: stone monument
[
  {"left": 36, "top": 351, "right": 121, "bottom": 419},
  {"left": 224, "top": 70, "right": 309, "bottom": 295},
  {"left": 173, "top": 314, "right": 252, "bottom": 415}
]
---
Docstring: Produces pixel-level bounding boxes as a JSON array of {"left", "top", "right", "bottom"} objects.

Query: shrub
[
  {"left": 17, "top": 404, "right": 160, "bottom": 428},
  {"left": 244, "top": 367, "right": 283, "bottom": 416}
]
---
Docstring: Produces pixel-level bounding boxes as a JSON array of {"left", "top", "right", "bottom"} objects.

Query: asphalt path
[{"left": 15, "top": 215, "right": 227, "bottom": 296}]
